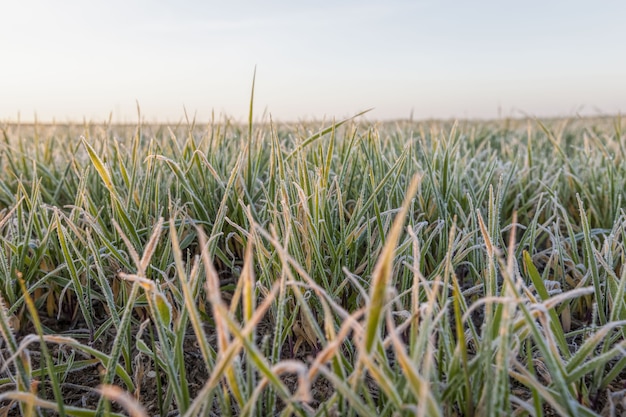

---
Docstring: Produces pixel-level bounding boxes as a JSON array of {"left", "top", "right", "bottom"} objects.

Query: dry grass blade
[
  {"left": 0, "top": 197, "right": 23, "bottom": 229},
  {"left": 194, "top": 224, "right": 245, "bottom": 407},
  {"left": 138, "top": 217, "right": 164, "bottom": 275},
  {"left": 97, "top": 385, "right": 149, "bottom": 417},
  {"left": 0, "top": 391, "right": 126, "bottom": 417},
  {"left": 385, "top": 311, "right": 442, "bottom": 417},
  {"left": 183, "top": 282, "right": 282, "bottom": 417},
  {"left": 363, "top": 174, "right": 420, "bottom": 354},
  {"left": 169, "top": 218, "right": 214, "bottom": 370},
  {"left": 112, "top": 219, "right": 141, "bottom": 269},
  {"left": 10, "top": 334, "right": 134, "bottom": 391}
]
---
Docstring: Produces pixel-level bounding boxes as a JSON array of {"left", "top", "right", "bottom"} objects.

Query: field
[{"left": 0, "top": 114, "right": 625, "bottom": 416}]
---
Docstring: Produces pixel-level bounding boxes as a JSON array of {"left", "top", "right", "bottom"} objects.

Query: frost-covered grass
[{"left": 0, "top": 113, "right": 625, "bottom": 416}]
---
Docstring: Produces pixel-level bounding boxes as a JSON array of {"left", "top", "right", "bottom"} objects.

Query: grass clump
[{"left": 0, "top": 113, "right": 625, "bottom": 416}]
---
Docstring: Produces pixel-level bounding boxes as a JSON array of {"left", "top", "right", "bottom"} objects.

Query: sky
[{"left": 1, "top": 0, "right": 625, "bottom": 123}]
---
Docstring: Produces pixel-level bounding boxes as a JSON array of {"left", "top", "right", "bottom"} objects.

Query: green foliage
[{"left": 0, "top": 114, "right": 625, "bottom": 416}]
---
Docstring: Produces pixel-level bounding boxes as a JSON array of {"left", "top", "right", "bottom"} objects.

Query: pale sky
[{"left": 1, "top": 0, "right": 625, "bottom": 122}]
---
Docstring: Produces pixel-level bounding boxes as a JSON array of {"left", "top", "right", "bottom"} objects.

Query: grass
[{"left": 0, "top": 111, "right": 625, "bottom": 416}]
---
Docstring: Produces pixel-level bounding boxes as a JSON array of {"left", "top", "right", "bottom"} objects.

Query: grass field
[{"left": 0, "top": 113, "right": 625, "bottom": 416}]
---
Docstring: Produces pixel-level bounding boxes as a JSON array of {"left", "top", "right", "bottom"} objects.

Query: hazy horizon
[{"left": 2, "top": 0, "right": 625, "bottom": 123}]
